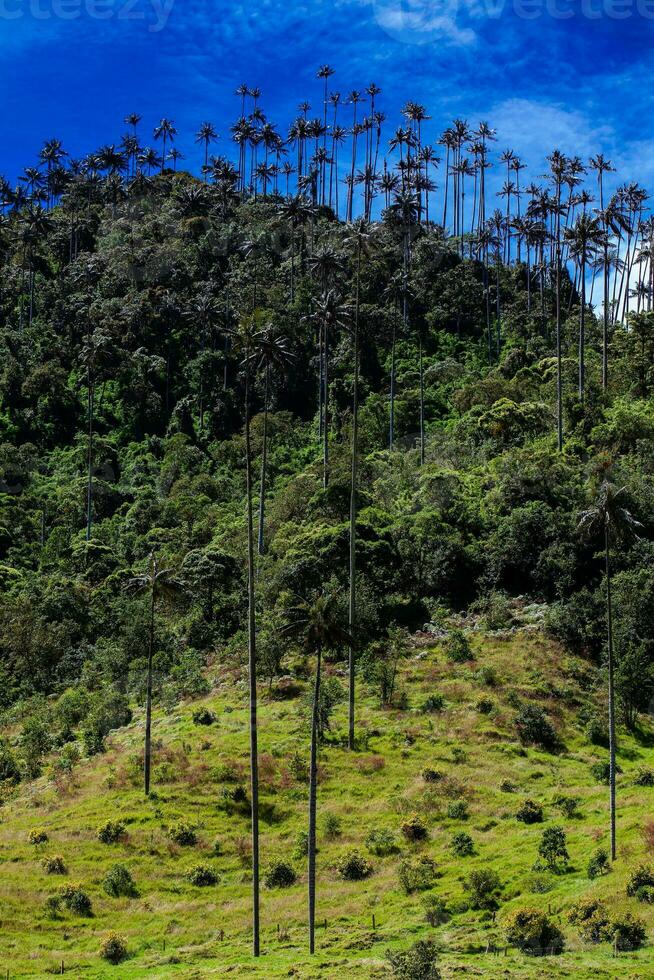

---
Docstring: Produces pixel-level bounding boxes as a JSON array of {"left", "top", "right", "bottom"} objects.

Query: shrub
[
  {"left": 590, "top": 760, "right": 621, "bottom": 784},
  {"left": 422, "top": 894, "right": 449, "bottom": 926},
  {"left": 0, "top": 739, "right": 21, "bottom": 784},
  {"left": 450, "top": 832, "right": 474, "bottom": 856},
  {"left": 401, "top": 815, "right": 428, "bottom": 842},
  {"left": 537, "top": 827, "right": 569, "bottom": 873},
  {"left": 42, "top": 854, "right": 67, "bottom": 875},
  {"left": 516, "top": 799, "right": 543, "bottom": 824},
  {"left": 100, "top": 932, "right": 128, "bottom": 964},
  {"left": 399, "top": 856, "right": 438, "bottom": 894},
  {"left": 612, "top": 913, "right": 647, "bottom": 950},
  {"left": 186, "top": 863, "right": 219, "bottom": 886},
  {"left": 217, "top": 784, "right": 250, "bottom": 814},
  {"left": 422, "top": 767, "right": 443, "bottom": 783},
  {"left": 293, "top": 830, "right": 309, "bottom": 859},
  {"left": 474, "top": 666, "right": 497, "bottom": 686},
  {"left": 58, "top": 882, "right": 92, "bottom": 916},
  {"left": 192, "top": 707, "right": 216, "bottom": 726},
  {"left": 476, "top": 697, "right": 494, "bottom": 715},
  {"left": 386, "top": 939, "right": 441, "bottom": 979},
  {"left": 81, "top": 691, "right": 132, "bottom": 756},
  {"left": 103, "top": 864, "right": 137, "bottom": 897},
  {"left": 445, "top": 630, "right": 473, "bottom": 664},
  {"left": 97, "top": 820, "right": 126, "bottom": 844},
  {"left": 451, "top": 747, "right": 467, "bottom": 764},
  {"left": 515, "top": 705, "right": 559, "bottom": 751},
  {"left": 264, "top": 860, "right": 297, "bottom": 888},
  {"left": 421, "top": 694, "right": 445, "bottom": 714},
  {"left": 634, "top": 767, "right": 654, "bottom": 787},
  {"left": 553, "top": 794, "right": 579, "bottom": 818},
  {"left": 447, "top": 800, "right": 469, "bottom": 820},
  {"left": 28, "top": 828, "right": 49, "bottom": 845},
  {"left": 366, "top": 828, "right": 399, "bottom": 856},
  {"left": 587, "top": 847, "right": 610, "bottom": 880},
  {"left": 335, "top": 849, "right": 373, "bottom": 881},
  {"left": 567, "top": 898, "right": 612, "bottom": 943},
  {"left": 504, "top": 907, "right": 565, "bottom": 955},
  {"left": 167, "top": 821, "right": 197, "bottom": 846},
  {"left": 463, "top": 868, "right": 502, "bottom": 910},
  {"left": 323, "top": 812, "right": 342, "bottom": 839},
  {"left": 626, "top": 864, "right": 654, "bottom": 898},
  {"left": 585, "top": 715, "right": 609, "bottom": 747}
]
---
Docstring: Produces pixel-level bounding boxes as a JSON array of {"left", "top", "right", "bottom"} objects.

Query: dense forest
[{"left": 2, "top": 75, "right": 654, "bottom": 975}]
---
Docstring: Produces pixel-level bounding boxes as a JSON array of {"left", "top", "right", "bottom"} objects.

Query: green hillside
[{"left": 1, "top": 626, "right": 653, "bottom": 978}]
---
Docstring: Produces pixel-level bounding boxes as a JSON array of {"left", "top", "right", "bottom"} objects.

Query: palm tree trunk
[
  {"left": 245, "top": 358, "right": 260, "bottom": 956},
  {"left": 308, "top": 641, "right": 322, "bottom": 953},
  {"left": 606, "top": 525, "right": 617, "bottom": 862},
  {"left": 86, "top": 378, "right": 94, "bottom": 541},
  {"left": 144, "top": 573, "right": 155, "bottom": 797},
  {"left": 348, "top": 244, "right": 361, "bottom": 751},
  {"left": 257, "top": 363, "right": 270, "bottom": 556},
  {"left": 579, "top": 248, "right": 586, "bottom": 404},
  {"left": 323, "top": 323, "right": 329, "bottom": 489},
  {"left": 389, "top": 311, "right": 397, "bottom": 450},
  {"left": 556, "top": 207, "right": 563, "bottom": 451}
]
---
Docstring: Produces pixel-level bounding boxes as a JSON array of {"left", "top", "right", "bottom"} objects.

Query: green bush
[
  {"left": 504, "top": 907, "right": 565, "bottom": 955},
  {"left": 186, "top": 863, "right": 219, "bottom": 886},
  {"left": 626, "top": 864, "right": 654, "bottom": 898},
  {"left": 264, "top": 860, "right": 297, "bottom": 888},
  {"left": 28, "top": 828, "right": 49, "bottom": 845},
  {"left": 323, "top": 812, "right": 342, "bottom": 839},
  {"left": 401, "top": 815, "right": 428, "bottom": 842},
  {"left": 587, "top": 847, "right": 610, "bottom": 880},
  {"left": 475, "top": 697, "right": 494, "bottom": 714},
  {"left": 421, "top": 694, "right": 445, "bottom": 714},
  {"left": 422, "top": 894, "right": 449, "bottom": 926},
  {"left": 365, "top": 828, "right": 399, "bottom": 856},
  {"left": 57, "top": 882, "right": 92, "bottom": 916},
  {"left": 515, "top": 799, "right": 543, "bottom": 824},
  {"left": 590, "top": 760, "right": 622, "bottom": 784},
  {"left": 445, "top": 630, "right": 473, "bottom": 664},
  {"left": 293, "top": 830, "right": 309, "bottom": 859},
  {"left": 386, "top": 939, "right": 441, "bottom": 979},
  {"left": 0, "top": 739, "right": 21, "bottom": 784},
  {"left": 103, "top": 864, "right": 137, "bottom": 897},
  {"left": 100, "top": 932, "right": 128, "bottom": 964},
  {"left": 552, "top": 794, "right": 579, "bottom": 818},
  {"left": 447, "top": 800, "right": 469, "bottom": 820},
  {"left": 167, "top": 821, "right": 197, "bottom": 846},
  {"left": 81, "top": 691, "right": 132, "bottom": 756},
  {"left": 335, "top": 849, "right": 373, "bottom": 881},
  {"left": 192, "top": 707, "right": 216, "bottom": 726},
  {"left": 399, "top": 856, "right": 438, "bottom": 894},
  {"left": 612, "top": 913, "right": 647, "bottom": 950},
  {"left": 42, "top": 854, "right": 67, "bottom": 875},
  {"left": 421, "top": 767, "right": 443, "bottom": 783},
  {"left": 463, "top": 868, "right": 502, "bottom": 910},
  {"left": 585, "top": 715, "right": 609, "bottom": 747},
  {"left": 536, "top": 827, "right": 569, "bottom": 873},
  {"left": 97, "top": 821, "right": 126, "bottom": 844},
  {"left": 634, "top": 766, "right": 654, "bottom": 787},
  {"left": 514, "top": 705, "right": 559, "bottom": 751},
  {"left": 450, "top": 832, "right": 474, "bottom": 856},
  {"left": 567, "top": 898, "right": 612, "bottom": 943}
]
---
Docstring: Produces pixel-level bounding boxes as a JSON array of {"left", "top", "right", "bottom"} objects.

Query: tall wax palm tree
[
  {"left": 306, "top": 288, "right": 350, "bottom": 488},
  {"left": 79, "top": 330, "right": 113, "bottom": 541},
  {"left": 281, "top": 591, "right": 352, "bottom": 953},
  {"left": 251, "top": 324, "right": 294, "bottom": 554},
  {"left": 126, "top": 552, "right": 182, "bottom": 797},
  {"left": 196, "top": 122, "right": 218, "bottom": 180},
  {"left": 153, "top": 119, "right": 177, "bottom": 173},
  {"left": 564, "top": 213, "right": 606, "bottom": 405},
  {"left": 548, "top": 150, "right": 568, "bottom": 450},
  {"left": 578, "top": 482, "right": 640, "bottom": 861}
]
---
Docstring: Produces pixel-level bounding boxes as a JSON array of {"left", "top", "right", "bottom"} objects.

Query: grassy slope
[{"left": 1, "top": 629, "right": 654, "bottom": 979}]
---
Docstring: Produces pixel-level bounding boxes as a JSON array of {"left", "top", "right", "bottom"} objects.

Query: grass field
[{"left": 1, "top": 628, "right": 654, "bottom": 979}]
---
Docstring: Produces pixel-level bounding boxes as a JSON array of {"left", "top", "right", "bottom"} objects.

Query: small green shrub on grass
[
  {"left": 97, "top": 820, "right": 126, "bottom": 844},
  {"left": 336, "top": 849, "right": 373, "bottom": 881},
  {"left": 447, "top": 800, "right": 469, "bottom": 820},
  {"left": 167, "top": 821, "right": 197, "bottom": 846},
  {"left": 445, "top": 630, "right": 473, "bottom": 663},
  {"left": 463, "top": 868, "right": 502, "bottom": 910},
  {"left": 421, "top": 694, "right": 445, "bottom": 714},
  {"left": 192, "top": 707, "right": 216, "bottom": 726},
  {"left": 536, "top": 827, "right": 569, "bottom": 873},
  {"left": 56, "top": 882, "right": 92, "bottom": 916},
  {"left": 399, "top": 856, "right": 438, "bottom": 894},
  {"left": 553, "top": 794, "right": 580, "bottom": 818},
  {"left": 264, "top": 860, "right": 297, "bottom": 888},
  {"left": 450, "top": 832, "right": 474, "bottom": 856},
  {"left": 386, "top": 939, "right": 441, "bottom": 979},
  {"left": 100, "top": 932, "right": 128, "bottom": 964},
  {"left": 590, "top": 760, "right": 622, "bottom": 784},
  {"left": 422, "top": 767, "right": 443, "bottom": 783},
  {"left": 612, "top": 913, "right": 647, "bottom": 950},
  {"left": 475, "top": 697, "right": 494, "bottom": 715},
  {"left": 323, "top": 812, "right": 342, "bottom": 839},
  {"left": 587, "top": 847, "right": 610, "bottom": 880},
  {"left": 28, "top": 829, "right": 49, "bottom": 845},
  {"left": 422, "top": 894, "right": 449, "bottom": 926},
  {"left": 42, "top": 854, "right": 67, "bottom": 875},
  {"left": 516, "top": 799, "right": 543, "bottom": 824},
  {"left": 634, "top": 766, "right": 654, "bottom": 787},
  {"left": 401, "top": 815, "right": 428, "bottom": 842},
  {"left": 503, "top": 907, "right": 565, "bottom": 955},
  {"left": 514, "top": 705, "right": 559, "bottom": 751},
  {"left": 186, "top": 864, "right": 219, "bottom": 886},
  {"left": 103, "top": 864, "right": 138, "bottom": 897},
  {"left": 626, "top": 865, "right": 654, "bottom": 899},
  {"left": 366, "top": 828, "right": 399, "bottom": 855}
]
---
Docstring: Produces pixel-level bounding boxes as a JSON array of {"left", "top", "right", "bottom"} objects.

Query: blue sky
[{"left": 2, "top": 0, "right": 654, "bottom": 196}]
